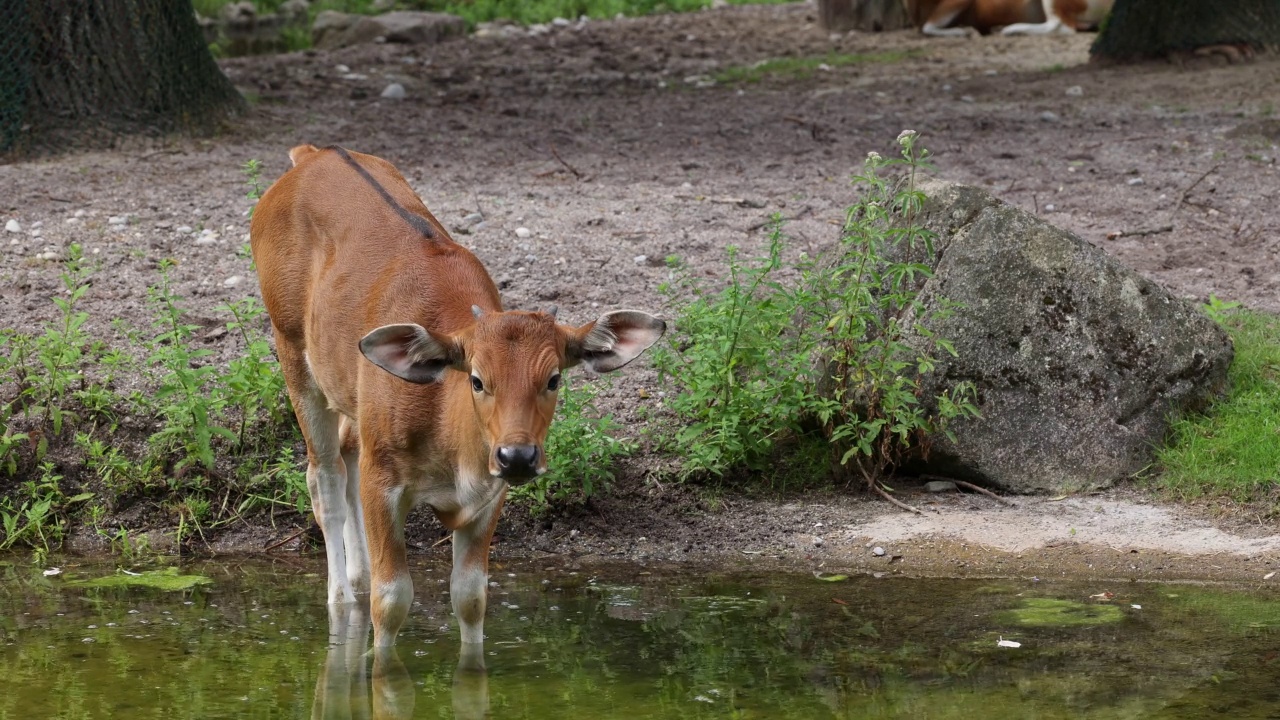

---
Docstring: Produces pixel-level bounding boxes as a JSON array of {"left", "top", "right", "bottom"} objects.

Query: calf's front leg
[
  {"left": 448, "top": 490, "right": 506, "bottom": 646},
  {"left": 362, "top": 461, "right": 413, "bottom": 648}
]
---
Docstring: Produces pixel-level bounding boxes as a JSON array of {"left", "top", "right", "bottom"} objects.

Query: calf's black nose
[{"left": 496, "top": 444, "right": 539, "bottom": 478}]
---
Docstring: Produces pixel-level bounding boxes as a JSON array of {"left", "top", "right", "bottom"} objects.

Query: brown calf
[{"left": 250, "top": 145, "right": 664, "bottom": 649}]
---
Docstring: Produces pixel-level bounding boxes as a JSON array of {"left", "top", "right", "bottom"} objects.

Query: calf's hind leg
[
  {"left": 338, "top": 417, "right": 371, "bottom": 595},
  {"left": 276, "top": 340, "right": 355, "bottom": 605}
]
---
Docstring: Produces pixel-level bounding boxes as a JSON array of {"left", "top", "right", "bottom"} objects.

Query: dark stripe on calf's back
[{"left": 326, "top": 146, "right": 437, "bottom": 240}]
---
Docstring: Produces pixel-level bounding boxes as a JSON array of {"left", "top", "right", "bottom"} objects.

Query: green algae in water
[
  {"left": 1003, "top": 597, "right": 1125, "bottom": 627},
  {"left": 68, "top": 566, "right": 212, "bottom": 591}
]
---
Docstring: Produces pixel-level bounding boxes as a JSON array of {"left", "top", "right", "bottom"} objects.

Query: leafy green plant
[
  {"left": 651, "top": 223, "right": 813, "bottom": 479},
  {"left": 654, "top": 132, "right": 979, "bottom": 507},
  {"left": 509, "top": 377, "right": 634, "bottom": 513},
  {"left": 810, "top": 132, "right": 979, "bottom": 506},
  {"left": 243, "top": 158, "right": 265, "bottom": 212},
  {"left": 98, "top": 525, "right": 152, "bottom": 562},
  {"left": 76, "top": 433, "right": 158, "bottom": 495},
  {"left": 0, "top": 462, "right": 93, "bottom": 562},
  {"left": 23, "top": 244, "right": 94, "bottom": 441},
  {"left": 217, "top": 296, "right": 289, "bottom": 449},
  {"left": 146, "top": 260, "right": 234, "bottom": 474},
  {"left": 238, "top": 447, "right": 311, "bottom": 520}
]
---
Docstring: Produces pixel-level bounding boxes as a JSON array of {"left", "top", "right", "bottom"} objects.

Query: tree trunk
[
  {"left": 1092, "top": 0, "right": 1280, "bottom": 61},
  {"left": 2, "top": 0, "right": 244, "bottom": 157},
  {"left": 819, "top": 0, "right": 911, "bottom": 33}
]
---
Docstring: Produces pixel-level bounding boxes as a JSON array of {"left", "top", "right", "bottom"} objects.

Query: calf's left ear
[{"left": 565, "top": 310, "right": 666, "bottom": 373}]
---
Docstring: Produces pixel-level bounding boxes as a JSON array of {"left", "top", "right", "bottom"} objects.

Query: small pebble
[
  {"left": 960, "top": 95, "right": 975, "bottom": 103},
  {"left": 4, "top": 219, "right": 21, "bottom": 233},
  {"left": 335, "top": 64, "right": 350, "bottom": 73},
  {"left": 633, "top": 255, "right": 648, "bottom": 265},
  {"left": 1265, "top": 572, "right": 1276, "bottom": 580},
  {"left": 1065, "top": 85, "right": 1083, "bottom": 96},
  {"left": 381, "top": 83, "right": 406, "bottom": 100},
  {"left": 872, "top": 546, "right": 886, "bottom": 557},
  {"left": 176, "top": 225, "right": 193, "bottom": 234},
  {"left": 1126, "top": 177, "right": 1145, "bottom": 186},
  {"left": 813, "top": 536, "right": 824, "bottom": 547},
  {"left": 1039, "top": 111, "right": 1060, "bottom": 123},
  {"left": 223, "top": 275, "right": 244, "bottom": 288},
  {"left": 1044, "top": 204, "right": 1056, "bottom": 212},
  {"left": 514, "top": 227, "right": 532, "bottom": 239},
  {"left": 108, "top": 216, "right": 127, "bottom": 225},
  {"left": 924, "top": 480, "right": 957, "bottom": 493}
]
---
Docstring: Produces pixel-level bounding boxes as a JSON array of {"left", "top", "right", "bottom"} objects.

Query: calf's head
[{"left": 360, "top": 309, "right": 665, "bottom": 480}]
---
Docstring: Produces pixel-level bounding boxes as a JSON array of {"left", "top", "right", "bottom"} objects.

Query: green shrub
[
  {"left": 146, "top": 260, "right": 235, "bottom": 475},
  {"left": 653, "top": 132, "right": 978, "bottom": 499},
  {"left": 651, "top": 225, "right": 813, "bottom": 478}
]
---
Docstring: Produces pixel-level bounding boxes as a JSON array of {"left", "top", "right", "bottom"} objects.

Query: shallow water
[{"left": 2, "top": 556, "right": 1278, "bottom": 719}]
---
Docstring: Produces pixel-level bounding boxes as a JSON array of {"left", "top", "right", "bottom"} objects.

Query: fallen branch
[
  {"left": 873, "top": 482, "right": 923, "bottom": 514},
  {"left": 953, "top": 479, "right": 1015, "bottom": 506},
  {"left": 1105, "top": 224, "right": 1173, "bottom": 240}
]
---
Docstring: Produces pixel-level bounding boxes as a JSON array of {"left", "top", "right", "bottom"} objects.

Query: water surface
[{"left": 2, "top": 556, "right": 1278, "bottom": 718}]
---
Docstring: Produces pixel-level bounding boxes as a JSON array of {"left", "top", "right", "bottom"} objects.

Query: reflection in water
[
  {"left": 312, "top": 603, "right": 488, "bottom": 720},
  {"left": 3, "top": 558, "right": 1280, "bottom": 719}
]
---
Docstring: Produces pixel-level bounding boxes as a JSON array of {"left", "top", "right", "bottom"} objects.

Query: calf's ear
[
  {"left": 564, "top": 310, "right": 666, "bottom": 373},
  {"left": 360, "top": 323, "right": 464, "bottom": 384}
]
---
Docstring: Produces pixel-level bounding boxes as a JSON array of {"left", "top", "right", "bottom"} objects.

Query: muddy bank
[{"left": 65, "top": 480, "right": 1275, "bottom": 586}]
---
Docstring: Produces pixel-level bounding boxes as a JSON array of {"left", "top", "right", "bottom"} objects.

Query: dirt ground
[{"left": 3, "top": 4, "right": 1279, "bottom": 581}]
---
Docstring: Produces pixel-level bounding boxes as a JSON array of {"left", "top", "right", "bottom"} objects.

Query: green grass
[
  {"left": 714, "top": 50, "right": 917, "bottom": 84},
  {"left": 193, "top": 0, "right": 791, "bottom": 27},
  {"left": 1155, "top": 307, "right": 1280, "bottom": 505}
]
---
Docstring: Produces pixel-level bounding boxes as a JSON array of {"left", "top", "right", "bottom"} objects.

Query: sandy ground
[{"left": 4, "top": 4, "right": 1279, "bottom": 579}]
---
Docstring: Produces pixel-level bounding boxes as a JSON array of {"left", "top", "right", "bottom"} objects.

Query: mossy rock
[
  {"left": 69, "top": 567, "right": 213, "bottom": 592},
  {"left": 1002, "top": 598, "right": 1124, "bottom": 627}
]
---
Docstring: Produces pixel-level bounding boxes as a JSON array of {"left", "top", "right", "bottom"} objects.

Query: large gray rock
[
  {"left": 875, "top": 180, "right": 1232, "bottom": 494},
  {"left": 313, "top": 10, "right": 466, "bottom": 50}
]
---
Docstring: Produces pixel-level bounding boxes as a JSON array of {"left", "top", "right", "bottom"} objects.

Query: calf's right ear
[{"left": 360, "top": 323, "right": 463, "bottom": 384}]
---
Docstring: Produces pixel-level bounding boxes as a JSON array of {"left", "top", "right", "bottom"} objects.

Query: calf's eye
[
  {"left": 547, "top": 374, "right": 561, "bottom": 392},
  {"left": 470, "top": 375, "right": 484, "bottom": 393}
]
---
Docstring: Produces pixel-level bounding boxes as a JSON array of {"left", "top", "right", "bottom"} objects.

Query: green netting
[
  {"left": 1, "top": 0, "right": 244, "bottom": 160},
  {"left": 1093, "top": 0, "right": 1280, "bottom": 60}
]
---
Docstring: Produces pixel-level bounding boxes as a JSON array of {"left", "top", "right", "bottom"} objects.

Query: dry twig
[
  {"left": 548, "top": 142, "right": 583, "bottom": 179},
  {"left": 264, "top": 525, "right": 310, "bottom": 552}
]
